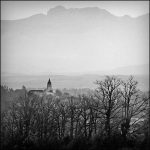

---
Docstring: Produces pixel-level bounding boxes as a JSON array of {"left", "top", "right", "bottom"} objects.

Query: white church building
[{"left": 27, "top": 78, "right": 54, "bottom": 97}]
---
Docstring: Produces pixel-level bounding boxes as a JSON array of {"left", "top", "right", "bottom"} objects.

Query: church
[{"left": 28, "top": 78, "right": 54, "bottom": 96}]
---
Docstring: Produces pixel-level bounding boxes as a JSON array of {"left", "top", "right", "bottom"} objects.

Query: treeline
[{"left": 1, "top": 76, "right": 149, "bottom": 150}]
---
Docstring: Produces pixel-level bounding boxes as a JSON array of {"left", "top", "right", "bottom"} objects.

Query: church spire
[
  {"left": 47, "top": 77, "right": 53, "bottom": 92},
  {"left": 48, "top": 78, "right": 51, "bottom": 84}
]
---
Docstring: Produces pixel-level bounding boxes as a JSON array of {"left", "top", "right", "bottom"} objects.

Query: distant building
[{"left": 27, "top": 78, "right": 54, "bottom": 97}]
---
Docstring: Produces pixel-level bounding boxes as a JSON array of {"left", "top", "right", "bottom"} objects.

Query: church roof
[{"left": 27, "top": 88, "right": 45, "bottom": 92}]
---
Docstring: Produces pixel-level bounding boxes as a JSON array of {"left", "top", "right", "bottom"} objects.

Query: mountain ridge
[{"left": 1, "top": 6, "right": 149, "bottom": 22}]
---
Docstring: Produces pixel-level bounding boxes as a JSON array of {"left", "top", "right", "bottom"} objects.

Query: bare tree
[
  {"left": 95, "top": 76, "right": 122, "bottom": 138},
  {"left": 120, "top": 76, "right": 148, "bottom": 140}
]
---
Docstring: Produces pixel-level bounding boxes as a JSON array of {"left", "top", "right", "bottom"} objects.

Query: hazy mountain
[
  {"left": 1, "top": 6, "right": 149, "bottom": 74},
  {"left": 1, "top": 6, "right": 149, "bottom": 34},
  {"left": 110, "top": 64, "right": 149, "bottom": 75},
  {"left": 89, "top": 64, "right": 149, "bottom": 75}
]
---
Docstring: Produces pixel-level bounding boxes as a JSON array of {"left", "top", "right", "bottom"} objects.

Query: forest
[{"left": 1, "top": 76, "right": 149, "bottom": 150}]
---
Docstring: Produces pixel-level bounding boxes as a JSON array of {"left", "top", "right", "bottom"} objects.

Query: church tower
[{"left": 47, "top": 78, "right": 53, "bottom": 92}]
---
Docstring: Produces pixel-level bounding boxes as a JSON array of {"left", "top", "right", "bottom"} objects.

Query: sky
[
  {"left": 1, "top": 1, "right": 149, "bottom": 20},
  {"left": 1, "top": 1, "right": 149, "bottom": 75}
]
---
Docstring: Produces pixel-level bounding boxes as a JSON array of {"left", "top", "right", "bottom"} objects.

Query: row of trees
[{"left": 1, "top": 76, "right": 149, "bottom": 150}]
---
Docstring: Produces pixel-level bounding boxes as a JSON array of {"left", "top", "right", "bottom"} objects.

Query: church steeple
[
  {"left": 47, "top": 78, "right": 53, "bottom": 92},
  {"left": 48, "top": 78, "right": 51, "bottom": 85}
]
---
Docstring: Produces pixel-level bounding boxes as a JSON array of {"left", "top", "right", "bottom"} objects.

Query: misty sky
[
  {"left": 1, "top": 1, "right": 149, "bottom": 20},
  {"left": 1, "top": 1, "right": 149, "bottom": 75}
]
